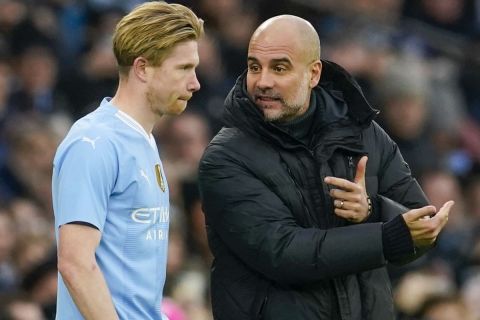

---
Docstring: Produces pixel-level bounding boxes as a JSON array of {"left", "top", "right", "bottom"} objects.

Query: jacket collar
[
  {"left": 223, "top": 60, "right": 377, "bottom": 151},
  {"left": 319, "top": 60, "right": 378, "bottom": 126}
]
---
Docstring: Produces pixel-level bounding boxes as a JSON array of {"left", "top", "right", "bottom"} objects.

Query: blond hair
[{"left": 113, "top": 1, "right": 203, "bottom": 75}]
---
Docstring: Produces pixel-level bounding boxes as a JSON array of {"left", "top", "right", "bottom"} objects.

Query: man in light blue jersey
[{"left": 52, "top": 2, "right": 203, "bottom": 319}]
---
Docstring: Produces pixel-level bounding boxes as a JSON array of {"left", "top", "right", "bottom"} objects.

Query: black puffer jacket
[{"left": 198, "top": 61, "right": 429, "bottom": 320}]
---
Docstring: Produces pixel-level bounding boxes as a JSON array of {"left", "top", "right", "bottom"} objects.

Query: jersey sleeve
[{"left": 53, "top": 135, "right": 117, "bottom": 232}]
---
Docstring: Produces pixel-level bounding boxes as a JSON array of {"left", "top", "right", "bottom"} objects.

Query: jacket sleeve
[
  {"left": 367, "top": 122, "right": 431, "bottom": 264},
  {"left": 199, "top": 143, "right": 388, "bottom": 286},
  {"left": 370, "top": 121, "right": 429, "bottom": 211}
]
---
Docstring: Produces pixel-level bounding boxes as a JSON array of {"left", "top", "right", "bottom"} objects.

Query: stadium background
[{"left": 0, "top": 0, "right": 479, "bottom": 319}]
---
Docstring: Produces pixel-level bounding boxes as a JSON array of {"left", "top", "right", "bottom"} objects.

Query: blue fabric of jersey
[{"left": 52, "top": 98, "right": 170, "bottom": 319}]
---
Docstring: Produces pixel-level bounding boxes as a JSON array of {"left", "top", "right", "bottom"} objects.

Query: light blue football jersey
[{"left": 52, "top": 98, "right": 170, "bottom": 319}]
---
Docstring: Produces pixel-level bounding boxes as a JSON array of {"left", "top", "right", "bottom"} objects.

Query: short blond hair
[{"left": 113, "top": 1, "right": 203, "bottom": 75}]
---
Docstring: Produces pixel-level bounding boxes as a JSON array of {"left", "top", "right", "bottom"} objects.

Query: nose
[
  {"left": 187, "top": 72, "right": 201, "bottom": 92},
  {"left": 256, "top": 70, "right": 274, "bottom": 90}
]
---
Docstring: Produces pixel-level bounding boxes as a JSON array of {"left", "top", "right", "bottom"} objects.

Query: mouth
[
  {"left": 255, "top": 95, "right": 279, "bottom": 102},
  {"left": 255, "top": 95, "right": 282, "bottom": 109},
  {"left": 178, "top": 96, "right": 191, "bottom": 101}
]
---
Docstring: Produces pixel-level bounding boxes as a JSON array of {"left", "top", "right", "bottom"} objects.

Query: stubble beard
[
  {"left": 146, "top": 87, "right": 164, "bottom": 117},
  {"left": 263, "top": 78, "right": 310, "bottom": 123},
  {"left": 263, "top": 100, "right": 303, "bottom": 122}
]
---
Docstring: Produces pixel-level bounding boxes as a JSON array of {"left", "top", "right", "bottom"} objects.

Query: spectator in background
[
  {"left": 394, "top": 270, "right": 456, "bottom": 318},
  {"left": 7, "top": 1, "right": 58, "bottom": 55},
  {"left": 0, "top": 210, "right": 17, "bottom": 293},
  {"left": 165, "top": 216, "right": 188, "bottom": 283},
  {"left": 0, "top": 116, "right": 60, "bottom": 209},
  {"left": 420, "top": 170, "right": 473, "bottom": 282},
  {"left": 418, "top": 295, "right": 474, "bottom": 320},
  {"left": 0, "top": 54, "right": 12, "bottom": 123},
  {"left": 158, "top": 112, "right": 211, "bottom": 204},
  {"left": 8, "top": 198, "right": 53, "bottom": 240},
  {"left": 464, "top": 176, "right": 480, "bottom": 269},
  {"left": 8, "top": 45, "right": 67, "bottom": 117},
  {"left": 0, "top": 54, "right": 12, "bottom": 171},
  {"left": 195, "top": 0, "right": 255, "bottom": 67},
  {"left": 403, "top": 0, "right": 474, "bottom": 36},
  {"left": 58, "top": 37, "right": 120, "bottom": 119},
  {"left": 21, "top": 256, "right": 57, "bottom": 320},
  {"left": 0, "top": 292, "right": 46, "bottom": 320},
  {"left": 460, "top": 36, "right": 480, "bottom": 124},
  {"left": 465, "top": 175, "right": 480, "bottom": 220},
  {"left": 158, "top": 112, "right": 213, "bottom": 266},
  {"left": 375, "top": 57, "right": 438, "bottom": 177},
  {"left": 12, "top": 234, "right": 54, "bottom": 279},
  {"left": 168, "top": 270, "right": 211, "bottom": 320},
  {"left": 461, "top": 271, "right": 480, "bottom": 320},
  {"left": 187, "top": 33, "right": 231, "bottom": 132},
  {"left": 161, "top": 298, "right": 186, "bottom": 320},
  {"left": 0, "top": 0, "right": 28, "bottom": 39}
]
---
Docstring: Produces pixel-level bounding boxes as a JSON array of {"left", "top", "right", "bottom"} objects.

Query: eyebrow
[
  {"left": 271, "top": 58, "right": 292, "bottom": 65},
  {"left": 247, "top": 57, "right": 293, "bottom": 65},
  {"left": 177, "top": 62, "right": 198, "bottom": 69}
]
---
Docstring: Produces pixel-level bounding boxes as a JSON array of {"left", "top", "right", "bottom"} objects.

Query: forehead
[
  {"left": 163, "top": 40, "right": 199, "bottom": 64},
  {"left": 248, "top": 30, "right": 303, "bottom": 63}
]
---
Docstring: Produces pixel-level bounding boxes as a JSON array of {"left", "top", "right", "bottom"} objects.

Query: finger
[
  {"left": 333, "top": 199, "right": 342, "bottom": 209},
  {"left": 403, "top": 205, "right": 437, "bottom": 222},
  {"left": 334, "top": 207, "right": 350, "bottom": 218},
  {"left": 439, "top": 200, "right": 455, "bottom": 215},
  {"left": 354, "top": 156, "right": 368, "bottom": 185},
  {"left": 334, "top": 208, "right": 364, "bottom": 223},
  {"left": 334, "top": 208, "right": 356, "bottom": 219},
  {"left": 433, "top": 200, "right": 454, "bottom": 223},
  {"left": 333, "top": 199, "right": 356, "bottom": 210},
  {"left": 408, "top": 202, "right": 453, "bottom": 247},
  {"left": 330, "top": 189, "right": 361, "bottom": 202},
  {"left": 324, "top": 177, "right": 358, "bottom": 192}
]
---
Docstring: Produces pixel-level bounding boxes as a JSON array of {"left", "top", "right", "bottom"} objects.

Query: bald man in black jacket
[{"left": 198, "top": 15, "right": 453, "bottom": 320}]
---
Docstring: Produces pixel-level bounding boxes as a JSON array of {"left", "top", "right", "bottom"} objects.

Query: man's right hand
[{"left": 402, "top": 201, "right": 454, "bottom": 248}]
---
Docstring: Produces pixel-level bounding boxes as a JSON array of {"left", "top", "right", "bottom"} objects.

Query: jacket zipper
[
  {"left": 347, "top": 155, "right": 354, "bottom": 181},
  {"left": 257, "top": 295, "right": 268, "bottom": 319}
]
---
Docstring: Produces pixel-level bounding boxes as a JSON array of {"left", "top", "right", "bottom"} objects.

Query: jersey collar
[{"left": 102, "top": 98, "right": 157, "bottom": 150}]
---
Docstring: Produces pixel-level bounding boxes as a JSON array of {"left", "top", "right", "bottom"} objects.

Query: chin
[
  {"left": 263, "top": 110, "right": 284, "bottom": 122},
  {"left": 168, "top": 102, "right": 188, "bottom": 115}
]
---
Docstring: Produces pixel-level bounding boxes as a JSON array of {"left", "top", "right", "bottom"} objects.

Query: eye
[
  {"left": 178, "top": 63, "right": 195, "bottom": 71},
  {"left": 273, "top": 65, "right": 287, "bottom": 73},
  {"left": 248, "top": 64, "right": 260, "bottom": 73}
]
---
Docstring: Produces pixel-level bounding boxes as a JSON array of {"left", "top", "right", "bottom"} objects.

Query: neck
[
  {"left": 275, "top": 93, "right": 317, "bottom": 145},
  {"left": 110, "top": 78, "right": 158, "bottom": 134}
]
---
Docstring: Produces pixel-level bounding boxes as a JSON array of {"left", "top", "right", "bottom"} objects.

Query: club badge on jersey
[{"left": 155, "top": 164, "right": 166, "bottom": 192}]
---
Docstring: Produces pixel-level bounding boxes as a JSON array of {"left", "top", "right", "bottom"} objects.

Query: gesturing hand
[
  {"left": 402, "top": 201, "right": 454, "bottom": 248},
  {"left": 324, "top": 156, "right": 370, "bottom": 223}
]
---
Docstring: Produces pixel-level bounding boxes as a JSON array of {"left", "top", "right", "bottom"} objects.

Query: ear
[
  {"left": 132, "top": 57, "right": 149, "bottom": 83},
  {"left": 309, "top": 60, "right": 322, "bottom": 88}
]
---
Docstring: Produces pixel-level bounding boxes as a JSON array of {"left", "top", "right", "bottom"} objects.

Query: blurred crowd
[{"left": 0, "top": 0, "right": 479, "bottom": 319}]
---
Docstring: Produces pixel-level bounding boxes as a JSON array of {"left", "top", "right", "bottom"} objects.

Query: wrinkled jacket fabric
[{"left": 198, "top": 61, "right": 429, "bottom": 320}]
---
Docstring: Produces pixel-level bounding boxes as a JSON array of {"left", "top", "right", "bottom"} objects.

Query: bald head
[
  {"left": 250, "top": 15, "right": 320, "bottom": 63},
  {"left": 246, "top": 15, "right": 323, "bottom": 122}
]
